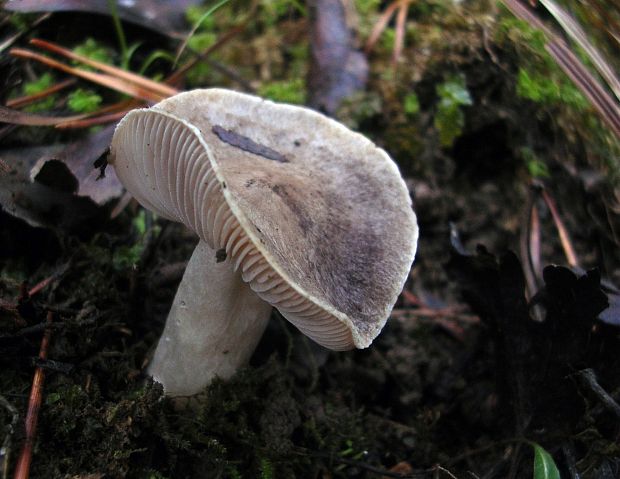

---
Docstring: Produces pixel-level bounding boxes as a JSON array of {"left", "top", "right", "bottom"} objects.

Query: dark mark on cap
[{"left": 212, "top": 125, "right": 289, "bottom": 163}]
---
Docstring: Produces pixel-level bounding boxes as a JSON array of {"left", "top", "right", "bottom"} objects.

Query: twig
[
  {"left": 540, "top": 188, "right": 579, "bottom": 267},
  {"left": 393, "top": 2, "right": 408, "bottom": 68},
  {"left": 432, "top": 464, "right": 458, "bottom": 479},
  {"left": 173, "top": 0, "right": 231, "bottom": 66},
  {"left": 0, "top": 13, "right": 51, "bottom": 54},
  {"left": 13, "top": 312, "right": 53, "bottom": 479},
  {"left": 320, "top": 452, "right": 424, "bottom": 478},
  {"left": 519, "top": 190, "right": 538, "bottom": 301},
  {"left": 204, "top": 59, "right": 255, "bottom": 92},
  {"left": 529, "top": 203, "right": 542, "bottom": 281},
  {"left": 575, "top": 369, "right": 620, "bottom": 419},
  {"left": 5, "top": 79, "right": 76, "bottom": 109},
  {"left": 365, "top": 1, "right": 402, "bottom": 54},
  {"left": 166, "top": 25, "right": 245, "bottom": 86},
  {"left": 55, "top": 109, "right": 129, "bottom": 129},
  {"left": 27, "top": 264, "right": 69, "bottom": 298},
  {"left": 0, "top": 105, "right": 85, "bottom": 126}
]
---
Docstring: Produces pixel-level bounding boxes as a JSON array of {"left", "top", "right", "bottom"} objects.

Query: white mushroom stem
[{"left": 148, "top": 240, "right": 273, "bottom": 397}]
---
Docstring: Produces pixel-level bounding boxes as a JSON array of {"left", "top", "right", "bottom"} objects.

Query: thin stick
[
  {"left": 0, "top": 105, "right": 85, "bottom": 126},
  {"left": 55, "top": 109, "right": 129, "bottom": 129},
  {"left": 364, "top": 0, "right": 402, "bottom": 54},
  {"left": 392, "top": 2, "right": 408, "bottom": 68},
  {"left": 5, "top": 79, "right": 76, "bottom": 109},
  {"left": 13, "top": 312, "right": 53, "bottom": 479},
  {"left": 166, "top": 26, "right": 244, "bottom": 86},
  {"left": 529, "top": 204, "right": 542, "bottom": 279},
  {"left": 540, "top": 188, "right": 579, "bottom": 267},
  {"left": 519, "top": 190, "right": 538, "bottom": 301},
  {"left": 575, "top": 369, "right": 620, "bottom": 419}
]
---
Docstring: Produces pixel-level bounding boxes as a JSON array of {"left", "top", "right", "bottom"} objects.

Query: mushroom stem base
[{"left": 147, "top": 240, "right": 272, "bottom": 397}]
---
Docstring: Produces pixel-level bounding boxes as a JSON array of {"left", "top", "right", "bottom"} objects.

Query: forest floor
[{"left": 0, "top": 1, "right": 619, "bottom": 478}]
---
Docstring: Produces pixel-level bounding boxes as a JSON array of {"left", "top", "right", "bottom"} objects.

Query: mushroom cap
[{"left": 110, "top": 89, "right": 418, "bottom": 350}]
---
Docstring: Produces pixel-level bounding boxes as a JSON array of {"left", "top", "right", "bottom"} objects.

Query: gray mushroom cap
[{"left": 110, "top": 89, "right": 418, "bottom": 350}]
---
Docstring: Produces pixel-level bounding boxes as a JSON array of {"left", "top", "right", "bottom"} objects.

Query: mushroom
[{"left": 109, "top": 89, "right": 418, "bottom": 397}]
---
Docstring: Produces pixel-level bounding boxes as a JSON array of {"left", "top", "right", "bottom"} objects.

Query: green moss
[
  {"left": 258, "top": 79, "right": 306, "bottom": 104},
  {"left": 259, "top": 457, "right": 274, "bottom": 479},
  {"left": 517, "top": 67, "right": 588, "bottom": 110},
  {"left": 336, "top": 91, "right": 382, "bottom": 130},
  {"left": 495, "top": 16, "right": 547, "bottom": 56},
  {"left": 355, "top": 0, "right": 381, "bottom": 17},
  {"left": 434, "top": 74, "right": 473, "bottom": 147},
  {"left": 72, "top": 38, "right": 114, "bottom": 69},
  {"left": 185, "top": 63, "right": 211, "bottom": 86},
  {"left": 261, "top": 0, "right": 306, "bottom": 26},
  {"left": 404, "top": 92, "right": 420, "bottom": 116},
  {"left": 67, "top": 88, "right": 102, "bottom": 113},
  {"left": 520, "top": 147, "right": 550, "bottom": 179},
  {"left": 20, "top": 73, "right": 56, "bottom": 112},
  {"left": 187, "top": 32, "right": 217, "bottom": 52}
]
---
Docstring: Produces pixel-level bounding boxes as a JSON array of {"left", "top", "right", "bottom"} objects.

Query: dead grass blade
[
  {"left": 10, "top": 48, "right": 167, "bottom": 103},
  {"left": 519, "top": 189, "right": 539, "bottom": 300},
  {"left": 0, "top": 13, "right": 50, "bottom": 54},
  {"left": 393, "top": 2, "right": 408, "bottom": 67},
  {"left": 539, "top": 0, "right": 620, "bottom": 102},
  {"left": 30, "top": 39, "right": 178, "bottom": 99},
  {"left": 5, "top": 78, "right": 76, "bottom": 109},
  {"left": 55, "top": 110, "right": 130, "bottom": 129},
  {"left": 586, "top": 0, "right": 620, "bottom": 50},
  {"left": 501, "top": 0, "right": 620, "bottom": 139},
  {"left": 0, "top": 105, "right": 85, "bottom": 126},
  {"left": 547, "top": 40, "right": 620, "bottom": 138},
  {"left": 541, "top": 188, "right": 579, "bottom": 268},
  {"left": 173, "top": 0, "right": 230, "bottom": 67},
  {"left": 529, "top": 202, "right": 541, "bottom": 279},
  {"left": 167, "top": 25, "right": 244, "bottom": 86},
  {"left": 364, "top": 0, "right": 402, "bottom": 54}
]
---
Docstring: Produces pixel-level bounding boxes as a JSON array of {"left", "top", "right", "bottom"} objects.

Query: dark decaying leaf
[
  {"left": 447, "top": 243, "right": 616, "bottom": 439},
  {"left": 0, "top": 146, "right": 102, "bottom": 231},
  {"left": 4, "top": 0, "right": 203, "bottom": 38},
  {"left": 306, "top": 0, "right": 368, "bottom": 115},
  {"left": 599, "top": 292, "right": 620, "bottom": 326},
  {"left": 27, "top": 125, "right": 122, "bottom": 206},
  {"left": 534, "top": 265, "right": 609, "bottom": 325},
  {"left": 0, "top": 127, "right": 122, "bottom": 230},
  {"left": 50, "top": 124, "right": 122, "bottom": 205}
]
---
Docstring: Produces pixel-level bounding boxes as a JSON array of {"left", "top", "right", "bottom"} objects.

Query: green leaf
[{"left": 532, "top": 443, "right": 561, "bottom": 479}]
